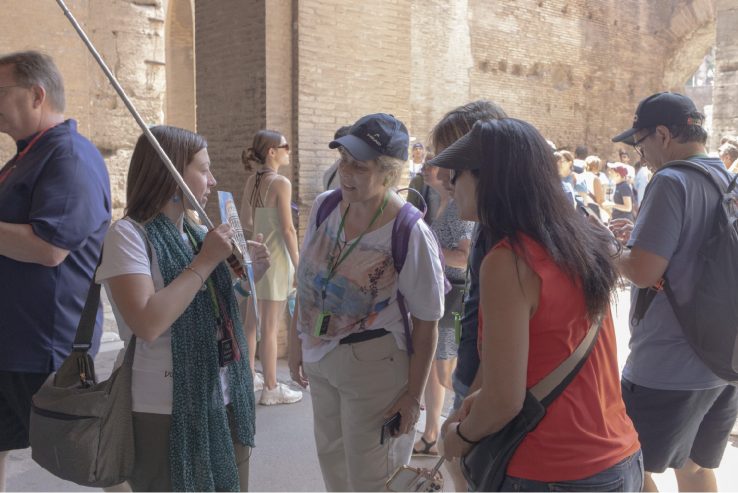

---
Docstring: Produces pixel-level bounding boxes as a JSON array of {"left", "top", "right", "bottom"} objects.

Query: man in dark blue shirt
[{"left": 0, "top": 51, "right": 110, "bottom": 487}]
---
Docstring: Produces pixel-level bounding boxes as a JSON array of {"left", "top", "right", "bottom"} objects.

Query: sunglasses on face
[{"left": 277, "top": 143, "right": 290, "bottom": 151}]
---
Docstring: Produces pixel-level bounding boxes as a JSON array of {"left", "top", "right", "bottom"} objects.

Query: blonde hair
[
  {"left": 555, "top": 150, "right": 574, "bottom": 165},
  {"left": 585, "top": 155, "right": 602, "bottom": 172},
  {"left": 719, "top": 143, "right": 738, "bottom": 162},
  {"left": 337, "top": 147, "right": 404, "bottom": 187}
]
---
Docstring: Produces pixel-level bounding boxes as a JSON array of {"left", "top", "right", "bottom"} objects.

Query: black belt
[{"left": 339, "top": 328, "right": 389, "bottom": 345}]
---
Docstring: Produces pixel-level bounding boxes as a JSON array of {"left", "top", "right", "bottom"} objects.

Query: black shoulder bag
[{"left": 461, "top": 314, "right": 603, "bottom": 491}]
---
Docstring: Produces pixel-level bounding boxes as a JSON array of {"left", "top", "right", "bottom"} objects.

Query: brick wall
[
  {"left": 195, "top": 0, "right": 267, "bottom": 221},
  {"left": 294, "top": 0, "right": 413, "bottom": 234},
  {"left": 409, "top": 0, "right": 473, "bottom": 147},
  {"left": 265, "top": 0, "right": 294, "bottom": 158},
  {"left": 409, "top": 0, "right": 715, "bottom": 162},
  {"left": 712, "top": 0, "right": 738, "bottom": 146},
  {"left": 2, "top": 0, "right": 726, "bottom": 225}
]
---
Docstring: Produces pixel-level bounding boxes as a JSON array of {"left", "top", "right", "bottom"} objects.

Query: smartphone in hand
[{"left": 380, "top": 412, "right": 402, "bottom": 445}]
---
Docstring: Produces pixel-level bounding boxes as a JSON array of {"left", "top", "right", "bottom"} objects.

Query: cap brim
[
  {"left": 426, "top": 130, "right": 481, "bottom": 170},
  {"left": 612, "top": 127, "right": 638, "bottom": 144},
  {"left": 328, "top": 135, "right": 381, "bottom": 161}
]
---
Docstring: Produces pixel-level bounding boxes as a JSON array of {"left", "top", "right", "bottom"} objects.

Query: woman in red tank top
[{"left": 429, "top": 119, "right": 643, "bottom": 491}]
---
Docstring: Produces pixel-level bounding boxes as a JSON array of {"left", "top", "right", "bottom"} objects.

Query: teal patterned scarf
[{"left": 144, "top": 214, "right": 255, "bottom": 491}]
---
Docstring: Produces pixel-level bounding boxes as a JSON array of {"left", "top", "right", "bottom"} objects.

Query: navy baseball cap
[
  {"left": 612, "top": 92, "right": 703, "bottom": 144},
  {"left": 329, "top": 113, "right": 409, "bottom": 161}
]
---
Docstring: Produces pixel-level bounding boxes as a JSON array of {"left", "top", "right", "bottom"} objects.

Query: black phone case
[{"left": 380, "top": 412, "right": 401, "bottom": 445}]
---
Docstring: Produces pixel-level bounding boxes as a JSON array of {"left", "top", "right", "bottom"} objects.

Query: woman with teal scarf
[{"left": 96, "top": 126, "right": 270, "bottom": 491}]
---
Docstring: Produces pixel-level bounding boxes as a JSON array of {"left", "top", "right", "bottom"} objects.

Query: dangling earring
[{"left": 171, "top": 194, "right": 181, "bottom": 204}]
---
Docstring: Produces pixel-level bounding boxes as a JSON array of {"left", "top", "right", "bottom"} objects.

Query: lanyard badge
[
  {"left": 312, "top": 193, "right": 389, "bottom": 338},
  {"left": 314, "top": 310, "right": 332, "bottom": 337},
  {"left": 217, "top": 316, "right": 236, "bottom": 367}
]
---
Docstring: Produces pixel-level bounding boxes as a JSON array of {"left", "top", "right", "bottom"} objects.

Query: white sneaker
[
  {"left": 253, "top": 372, "right": 264, "bottom": 392},
  {"left": 259, "top": 382, "right": 303, "bottom": 405}
]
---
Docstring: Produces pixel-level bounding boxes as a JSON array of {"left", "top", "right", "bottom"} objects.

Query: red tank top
[{"left": 478, "top": 235, "right": 639, "bottom": 481}]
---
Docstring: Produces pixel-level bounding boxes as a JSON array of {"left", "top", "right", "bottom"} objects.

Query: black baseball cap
[
  {"left": 426, "top": 120, "right": 487, "bottom": 170},
  {"left": 329, "top": 113, "right": 409, "bottom": 161},
  {"left": 612, "top": 92, "right": 703, "bottom": 144}
]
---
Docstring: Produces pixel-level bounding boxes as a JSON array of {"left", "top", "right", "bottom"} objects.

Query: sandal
[{"left": 412, "top": 436, "right": 439, "bottom": 456}]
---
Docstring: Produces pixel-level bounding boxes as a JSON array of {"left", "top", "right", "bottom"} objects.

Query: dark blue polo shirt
[
  {"left": 0, "top": 119, "right": 111, "bottom": 373},
  {"left": 453, "top": 225, "right": 492, "bottom": 387}
]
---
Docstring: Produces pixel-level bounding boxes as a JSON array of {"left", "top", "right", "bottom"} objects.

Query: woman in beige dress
[{"left": 240, "top": 130, "right": 302, "bottom": 405}]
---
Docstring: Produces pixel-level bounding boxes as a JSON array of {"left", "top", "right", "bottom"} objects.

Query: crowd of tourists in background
[{"left": 1, "top": 50, "right": 737, "bottom": 493}]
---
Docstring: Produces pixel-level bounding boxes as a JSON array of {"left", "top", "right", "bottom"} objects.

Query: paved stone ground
[{"left": 6, "top": 288, "right": 738, "bottom": 491}]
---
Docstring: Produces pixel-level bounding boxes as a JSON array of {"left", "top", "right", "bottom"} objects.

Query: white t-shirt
[
  {"left": 408, "top": 160, "right": 423, "bottom": 179},
  {"left": 96, "top": 219, "right": 230, "bottom": 414},
  {"left": 296, "top": 192, "right": 446, "bottom": 363},
  {"left": 582, "top": 171, "right": 599, "bottom": 196}
]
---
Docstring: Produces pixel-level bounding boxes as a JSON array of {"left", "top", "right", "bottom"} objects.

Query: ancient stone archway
[{"left": 165, "top": 0, "right": 196, "bottom": 131}]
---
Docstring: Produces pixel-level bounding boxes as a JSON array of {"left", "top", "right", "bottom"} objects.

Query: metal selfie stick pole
[
  {"left": 55, "top": 0, "right": 214, "bottom": 230},
  {"left": 55, "top": 0, "right": 261, "bottom": 324}
]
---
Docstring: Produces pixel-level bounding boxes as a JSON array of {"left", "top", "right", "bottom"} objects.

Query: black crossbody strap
[
  {"left": 530, "top": 314, "right": 603, "bottom": 407},
  {"left": 71, "top": 248, "right": 105, "bottom": 351}
]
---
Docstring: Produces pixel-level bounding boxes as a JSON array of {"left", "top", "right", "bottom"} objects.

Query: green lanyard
[{"left": 321, "top": 192, "right": 389, "bottom": 302}]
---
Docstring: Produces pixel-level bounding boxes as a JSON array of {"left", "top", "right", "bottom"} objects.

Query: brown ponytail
[{"left": 242, "top": 129, "right": 283, "bottom": 172}]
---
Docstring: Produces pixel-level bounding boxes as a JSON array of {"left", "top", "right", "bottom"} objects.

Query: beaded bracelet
[{"left": 456, "top": 422, "right": 479, "bottom": 445}]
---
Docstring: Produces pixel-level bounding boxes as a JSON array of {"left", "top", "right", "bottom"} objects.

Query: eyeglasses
[
  {"left": 631, "top": 130, "right": 654, "bottom": 158},
  {"left": 277, "top": 143, "right": 290, "bottom": 151}
]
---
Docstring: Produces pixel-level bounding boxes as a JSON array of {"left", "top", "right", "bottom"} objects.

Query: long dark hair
[{"left": 475, "top": 119, "right": 618, "bottom": 317}]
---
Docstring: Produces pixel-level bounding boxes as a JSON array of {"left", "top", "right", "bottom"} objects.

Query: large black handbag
[{"left": 461, "top": 315, "right": 603, "bottom": 491}]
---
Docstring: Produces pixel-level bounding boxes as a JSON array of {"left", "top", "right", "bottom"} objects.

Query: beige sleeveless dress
[{"left": 249, "top": 172, "right": 294, "bottom": 301}]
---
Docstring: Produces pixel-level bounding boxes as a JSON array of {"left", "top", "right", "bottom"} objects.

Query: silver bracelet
[{"left": 184, "top": 265, "right": 205, "bottom": 285}]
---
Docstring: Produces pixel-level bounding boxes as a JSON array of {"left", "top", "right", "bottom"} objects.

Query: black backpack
[{"left": 632, "top": 159, "right": 738, "bottom": 382}]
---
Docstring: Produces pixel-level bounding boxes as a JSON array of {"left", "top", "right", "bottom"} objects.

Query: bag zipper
[{"left": 32, "top": 404, "right": 96, "bottom": 421}]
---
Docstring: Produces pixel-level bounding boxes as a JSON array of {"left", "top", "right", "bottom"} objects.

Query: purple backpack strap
[
  {"left": 315, "top": 188, "right": 343, "bottom": 229},
  {"left": 392, "top": 202, "right": 424, "bottom": 355}
]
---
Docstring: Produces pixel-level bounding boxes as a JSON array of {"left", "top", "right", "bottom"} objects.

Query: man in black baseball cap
[
  {"left": 612, "top": 91, "right": 704, "bottom": 146},
  {"left": 329, "top": 113, "right": 409, "bottom": 161},
  {"left": 609, "top": 92, "right": 738, "bottom": 491}
]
